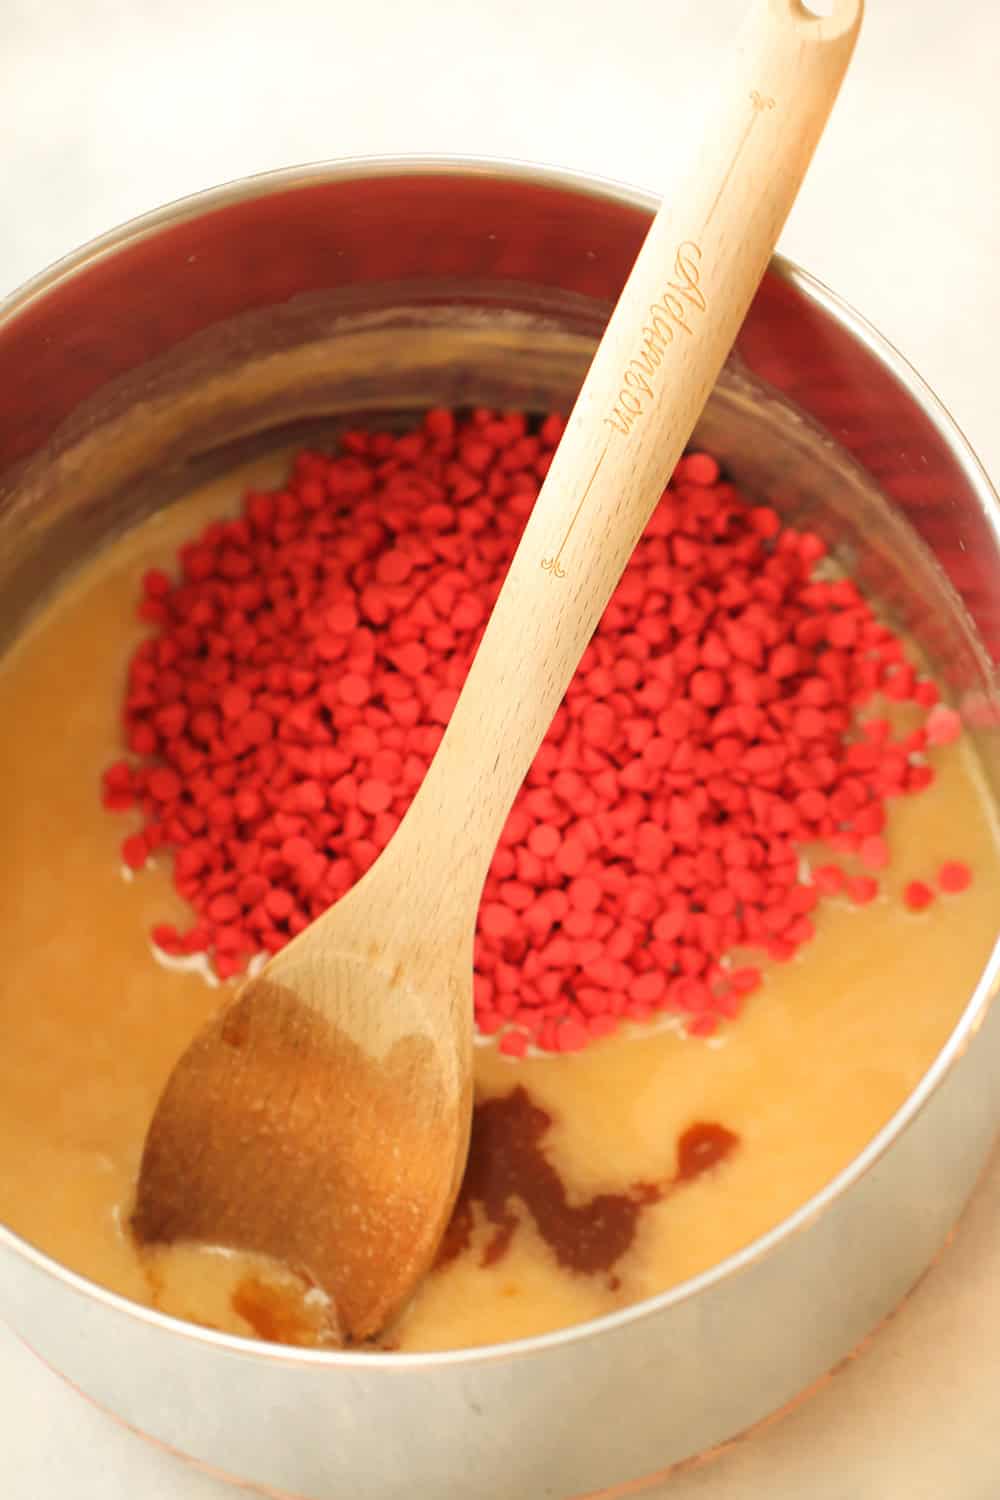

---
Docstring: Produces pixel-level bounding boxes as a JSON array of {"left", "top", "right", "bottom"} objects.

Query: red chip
[
  {"left": 242, "top": 709, "right": 273, "bottom": 744},
  {"left": 358, "top": 779, "right": 392, "bottom": 815},
  {"left": 376, "top": 550, "right": 413, "bottom": 585},
  {"left": 148, "top": 767, "right": 182, "bottom": 802},
  {"left": 677, "top": 452, "right": 719, "bottom": 486},
  {"left": 121, "top": 833, "right": 149, "bottom": 870},
  {"left": 556, "top": 1018, "right": 590, "bottom": 1052},
  {"left": 858, "top": 835, "right": 889, "bottom": 870},
  {"left": 568, "top": 877, "right": 602, "bottom": 913},
  {"left": 499, "top": 1030, "right": 529, "bottom": 1058},
  {"left": 925, "top": 706, "right": 962, "bottom": 746},
  {"left": 527, "top": 824, "right": 560, "bottom": 859},
  {"left": 938, "top": 860, "right": 972, "bottom": 894},
  {"left": 219, "top": 686, "right": 250, "bottom": 722},
  {"left": 265, "top": 888, "right": 294, "bottom": 920},
  {"left": 846, "top": 876, "right": 879, "bottom": 905},
  {"left": 338, "top": 674, "right": 371, "bottom": 707},
  {"left": 482, "top": 904, "right": 515, "bottom": 939},
  {"left": 812, "top": 864, "right": 845, "bottom": 895},
  {"left": 903, "top": 880, "right": 935, "bottom": 912}
]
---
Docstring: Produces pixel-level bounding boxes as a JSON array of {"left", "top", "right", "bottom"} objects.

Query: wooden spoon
[{"left": 133, "top": 0, "right": 863, "bottom": 1343}]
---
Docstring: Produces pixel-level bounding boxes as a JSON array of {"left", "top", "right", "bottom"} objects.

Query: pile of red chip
[{"left": 101, "top": 407, "right": 972, "bottom": 1056}]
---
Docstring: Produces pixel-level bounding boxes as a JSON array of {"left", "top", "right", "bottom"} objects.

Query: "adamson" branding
[{"left": 604, "top": 241, "right": 706, "bottom": 438}]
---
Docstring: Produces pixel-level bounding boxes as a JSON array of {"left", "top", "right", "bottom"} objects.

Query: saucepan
[{"left": 1, "top": 157, "right": 999, "bottom": 1500}]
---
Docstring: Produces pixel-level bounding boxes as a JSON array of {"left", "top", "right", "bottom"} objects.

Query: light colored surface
[{"left": 2, "top": 0, "right": 1000, "bottom": 1495}]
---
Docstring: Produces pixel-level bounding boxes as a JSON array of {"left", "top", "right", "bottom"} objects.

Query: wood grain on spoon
[{"left": 133, "top": 0, "right": 864, "bottom": 1343}]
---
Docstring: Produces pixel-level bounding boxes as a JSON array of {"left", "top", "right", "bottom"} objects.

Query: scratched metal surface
[{"left": 3, "top": 0, "right": 1000, "bottom": 1495}]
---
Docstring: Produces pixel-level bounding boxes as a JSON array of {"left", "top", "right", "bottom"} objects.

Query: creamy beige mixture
[{"left": 1, "top": 455, "right": 998, "bottom": 1352}]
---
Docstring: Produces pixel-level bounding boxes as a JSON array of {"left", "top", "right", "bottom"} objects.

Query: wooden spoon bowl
[{"left": 134, "top": 946, "right": 472, "bottom": 1341}]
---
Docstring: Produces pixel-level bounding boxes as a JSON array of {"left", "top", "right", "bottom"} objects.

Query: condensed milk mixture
[{"left": 1, "top": 418, "right": 998, "bottom": 1352}]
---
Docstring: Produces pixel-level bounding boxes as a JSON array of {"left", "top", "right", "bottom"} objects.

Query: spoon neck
[{"left": 373, "top": 713, "right": 522, "bottom": 939}]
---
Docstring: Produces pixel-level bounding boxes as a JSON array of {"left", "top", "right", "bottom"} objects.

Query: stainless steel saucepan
[{"left": 1, "top": 157, "right": 999, "bottom": 1500}]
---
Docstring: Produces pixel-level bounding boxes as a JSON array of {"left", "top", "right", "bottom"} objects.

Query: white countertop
[{"left": 4, "top": 1, "right": 1000, "bottom": 1495}]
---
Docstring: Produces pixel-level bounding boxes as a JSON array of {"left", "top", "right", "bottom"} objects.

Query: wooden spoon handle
[{"left": 381, "top": 0, "right": 862, "bottom": 928}]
